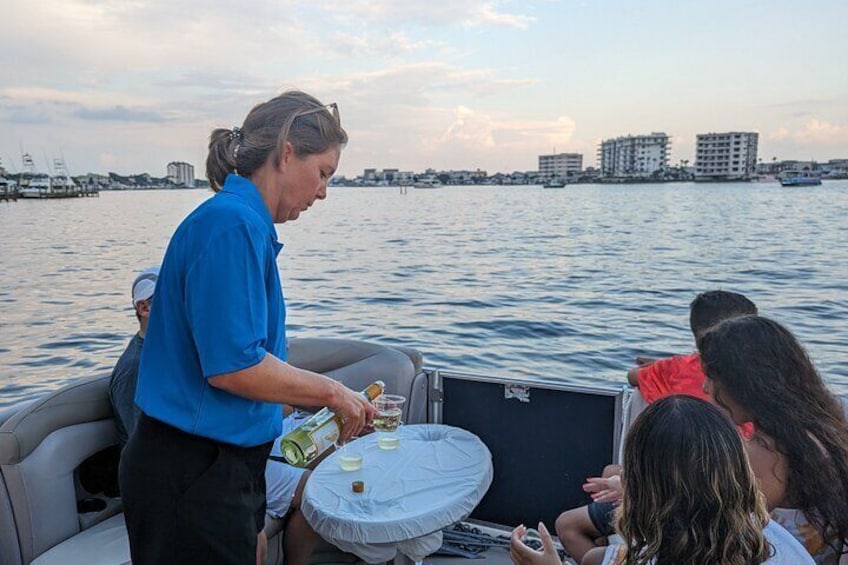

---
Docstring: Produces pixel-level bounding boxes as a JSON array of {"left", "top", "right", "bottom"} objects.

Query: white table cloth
[{"left": 302, "top": 424, "right": 493, "bottom": 563}]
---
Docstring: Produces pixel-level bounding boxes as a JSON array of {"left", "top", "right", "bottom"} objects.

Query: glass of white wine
[
  {"left": 335, "top": 439, "right": 363, "bottom": 471},
  {"left": 373, "top": 394, "right": 406, "bottom": 450}
]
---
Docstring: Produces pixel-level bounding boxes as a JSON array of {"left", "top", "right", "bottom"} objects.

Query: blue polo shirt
[{"left": 136, "top": 174, "right": 286, "bottom": 447}]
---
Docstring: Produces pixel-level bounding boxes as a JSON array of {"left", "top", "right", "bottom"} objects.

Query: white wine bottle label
[{"left": 307, "top": 420, "right": 340, "bottom": 455}]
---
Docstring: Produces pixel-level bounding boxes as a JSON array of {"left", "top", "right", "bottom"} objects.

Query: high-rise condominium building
[
  {"left": 538, "top": 153, "right": 583, "bottom": 178},
  {"left": 598, "top": 133, "right": 669, "bottom": 177},
  {"left": 167, "top": 161, "right": 195, "bottom": 187},
  {"left": 694, "top": 132, "right": 759, "bottom": 181}
]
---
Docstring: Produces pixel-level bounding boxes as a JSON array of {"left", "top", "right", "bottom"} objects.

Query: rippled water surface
[{"left": 1, "top": 181, "right": 847, "bottom": 406}]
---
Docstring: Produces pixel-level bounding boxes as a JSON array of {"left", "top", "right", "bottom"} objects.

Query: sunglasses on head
[
  {"left": 295, "top": 103, "right": 340, "bottom": 126},
  {"left": 277, "top": 102, "right": 341, "bottom": 153}
]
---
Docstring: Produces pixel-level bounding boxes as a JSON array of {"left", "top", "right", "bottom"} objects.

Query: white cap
[{"left": 132, "top": 265, "right": 160, "bottom": 306}]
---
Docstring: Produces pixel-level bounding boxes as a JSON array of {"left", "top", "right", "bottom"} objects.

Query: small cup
[{"left": 336, "top": 442, "right": 363, "bottom": 471}]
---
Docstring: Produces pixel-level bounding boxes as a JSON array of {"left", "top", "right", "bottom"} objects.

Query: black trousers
[{"left": 119, "top": 413, "right": 273, "bottom": 564}]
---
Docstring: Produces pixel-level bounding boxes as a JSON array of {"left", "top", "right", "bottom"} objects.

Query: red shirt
[
  {"left": 637, "top": 352, "right": 754, "bottom": 439},
  {"left": 636, "top": 352, "right": 708, "bottom": 403}
]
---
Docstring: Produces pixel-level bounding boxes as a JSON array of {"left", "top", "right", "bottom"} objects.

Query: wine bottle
[{"left": 279, "top": 380, "right": 385, "bottom": 467}]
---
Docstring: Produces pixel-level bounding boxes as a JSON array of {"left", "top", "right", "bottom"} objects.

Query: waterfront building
[
  {"left": 538, "top": 153, "right": 582, "bottom": 178},
  {"left": 694, "top": 132, "right": 758, "bottom": 181},
  {"left": 598, "top": 133, "right": 669, "bottom": 178},
  {"left": 167, "top": 161, "right": 195, "bottom": 187}
]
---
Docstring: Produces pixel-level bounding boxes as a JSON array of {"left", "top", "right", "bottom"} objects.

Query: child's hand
[
  {"left": 635, "top": 356, "right": 655, "bottom": 367},
  {"left": 582, "top": 475, "right": 622, "bottom": 504},
  {"left": 509, "top": 522, "right": 561, "bottom": 565}
]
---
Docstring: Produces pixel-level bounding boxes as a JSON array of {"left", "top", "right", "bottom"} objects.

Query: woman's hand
[
  {"left": 332, "top": 385, "right": 377, "bottom": 443},
  {"left": 509, "top": 522, "right": 562, "bottom": 565},
  {"left": 582, "top": 475, "right": 622, "bottom": 504}
]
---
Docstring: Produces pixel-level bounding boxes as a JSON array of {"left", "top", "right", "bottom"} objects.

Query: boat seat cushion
[{"left": 30, "top": 513, "right": 130, "bottom": 565}]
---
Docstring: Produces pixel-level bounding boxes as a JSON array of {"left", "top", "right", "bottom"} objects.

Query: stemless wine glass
[
  {"left": 335, "top": 440, "right": 363, "bottom": 471},
  {"left": 373, "top": 394, "right": 406, "bottom": 450}
]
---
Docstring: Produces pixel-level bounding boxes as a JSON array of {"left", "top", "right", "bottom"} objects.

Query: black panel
[{"left": 442, "top": 377, "right": 616, "bottom": 531}]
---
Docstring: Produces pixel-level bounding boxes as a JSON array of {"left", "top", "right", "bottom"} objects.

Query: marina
[{"left": 3, "top": 154, "right": 99, "bottom": 200}]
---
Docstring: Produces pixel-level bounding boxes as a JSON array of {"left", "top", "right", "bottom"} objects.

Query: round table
[{"left": 301, "top": 424, "right": 493, "bottom": 563}]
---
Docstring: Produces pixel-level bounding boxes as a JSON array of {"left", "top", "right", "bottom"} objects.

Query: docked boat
[
  {"left": 0, "top": 176, "right": 18, "bottom": 200},
  {"left": 18, "top": 173, "right": 54, "bottom": 198},
  {"left": 0, "top": 337, "right": 632, "bottom": 565},
  {"left": 779, "top": 171, "right": 822, "bottom": 187},
  {"left": 413, "top": 176, "right": 443, "bottom": 189},
  {"left": 17, "top": 154, "right": 82, "bottom": 198}
]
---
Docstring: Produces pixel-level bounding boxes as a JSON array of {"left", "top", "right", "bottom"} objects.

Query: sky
[{"left": 1, "top": 0, "right": 846, "bottom": 178}]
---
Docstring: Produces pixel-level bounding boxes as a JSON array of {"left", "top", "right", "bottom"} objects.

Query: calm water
[{"left": 1, "top": 181, "right": 847, "bottom": 407}]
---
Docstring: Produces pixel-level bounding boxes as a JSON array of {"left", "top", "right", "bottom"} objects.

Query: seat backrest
[
  {"left": 287, "top": 338, "right": 422, "bottom": 423},
  {"left": 0, "top": 400, "right": 36, "bottom": 565},
  {"left": 0, "top": 376, "right": 117, "bottom": 564}
]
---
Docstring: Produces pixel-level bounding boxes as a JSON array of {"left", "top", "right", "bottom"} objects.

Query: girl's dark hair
[
  {"left": 205, "top": 90, "right": 348, "bottom": 191},
  {"left": 698, "top": 315, "right": 848, "bottom": 550},
  {"left": 618, "top": 395, "right": 770, "bottom": 565}
]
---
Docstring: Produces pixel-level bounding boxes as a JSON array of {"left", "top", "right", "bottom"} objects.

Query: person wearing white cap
[{"left": 108, "top": 265, "right": 159, "bottom": 450}]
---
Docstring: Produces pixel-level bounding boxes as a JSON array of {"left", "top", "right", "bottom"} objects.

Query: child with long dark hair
[
  {"left": 699, "top": 316, "right": 848, "bottom": 564},
  {"left": 510, "top": 395, "right": 813, "bottom": 565}
]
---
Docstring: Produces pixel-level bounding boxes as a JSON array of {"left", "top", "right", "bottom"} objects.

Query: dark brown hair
[
  {"left": 205, "top": 90, "right": 347, "bottom": 191},
  {"left": 618, "top": 395, "right": 770, "bottom": 565},
  {"left": 688, "top": 290, "right": 757, "bottom": 340},
  {"left": 698, "top": 315, "right": 848, "bottom": 552}
]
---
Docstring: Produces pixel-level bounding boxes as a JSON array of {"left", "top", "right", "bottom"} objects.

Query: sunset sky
[{"left": 1, "top": 0, "right": 846, "bottom": 178}]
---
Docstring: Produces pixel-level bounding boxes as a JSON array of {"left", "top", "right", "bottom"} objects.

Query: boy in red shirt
[
  {"left": 557, "top": 290, "right": 758, "bottom": 563},
  {"left": 628, "top": 290, "right": 757, "bottom": 402}
]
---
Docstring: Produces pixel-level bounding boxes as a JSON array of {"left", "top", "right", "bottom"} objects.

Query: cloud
[
  {"left": 73, "top": 105, "right": 169, "bottom": 122},
  {"left": 436, "top": 106, "right": 575, "bottom": 149},
  {"left": 792, "top": 119, "right": 848, "bottom": 144},
  {"left": 323, "top": 31, "right": 439, "bottom": 58},
  {"left": 769, "top": 119, "right": 848, "bottom": 145},
  {"left": 99, "top": 152, "right": 116, "bottom": 167},
  {"left": 769, "top": 126, "right": 790, "bottom": 141},
  {"left": 323, "top": 0, "right": 535, "bottom": 29},
  {"left": 0, "top": 101, "right": 59, "bottom": 124}
]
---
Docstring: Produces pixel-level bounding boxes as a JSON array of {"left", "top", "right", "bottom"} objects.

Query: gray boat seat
[
  {"left": 30, "top": 513, "right": 130, "bottom": 565},
  {"left": 0, "top": 338, "right": 423, "bottom": 565},
  {"left": 0, "top": 376, "right": 123, "bottom": 565},
  {"left": 0, "top": 399, "right": 37, "bottom": 565}
]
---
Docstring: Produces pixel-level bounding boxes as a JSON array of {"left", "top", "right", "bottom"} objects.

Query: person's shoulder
[
  {"left": 668, "top": 351, "right": 699, "bottom": 364},
  {"left": 762, "top": 519, "right": 816, "bottom": 564},
  {"left": 111, "top": 335, "right": 141, "bottom": 373},
  {"left": 177, "top": 195, "right": 269, "bottom": 254},
  {"left": 655, "top": 352, "right": 700, "bottom": 372}
]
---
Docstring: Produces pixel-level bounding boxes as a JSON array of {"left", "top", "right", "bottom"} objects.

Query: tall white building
[
  {"left": 167, "top": 161, "right": 195, "bottom": 187},
  {"left": 598, "top": 133, "right": 669, "bottom": 177},
  {"left": 538, "top": 153, "right": 583, "bottom": 178},
  {"left": 695, "top": 132, "right": 759, "bottom": 181}
]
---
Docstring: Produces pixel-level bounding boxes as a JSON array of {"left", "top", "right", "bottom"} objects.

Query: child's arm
[{"left": 626, "top": 357, "right": 656, "bottom": 386}]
